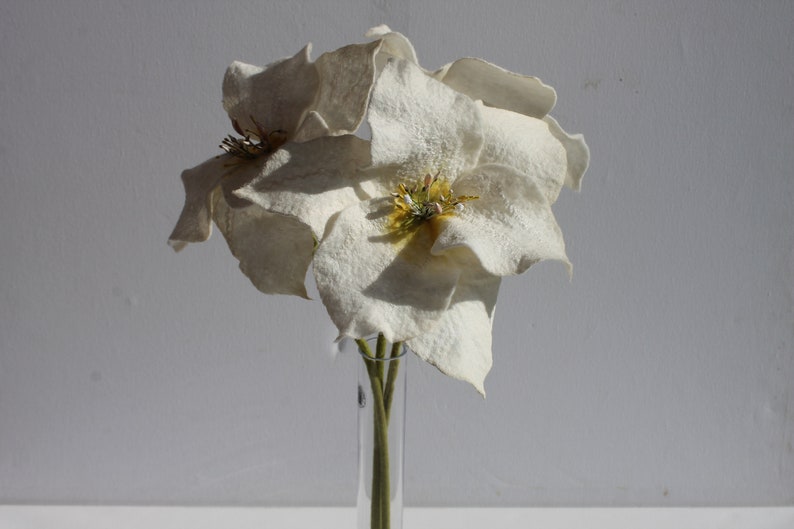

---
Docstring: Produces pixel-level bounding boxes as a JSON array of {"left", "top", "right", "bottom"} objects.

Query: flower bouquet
[{"left": 169, "top": 25, "right": 588, "bottom": 529}]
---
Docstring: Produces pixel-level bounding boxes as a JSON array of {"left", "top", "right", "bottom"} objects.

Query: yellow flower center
[{"left": 388, "top": 173, "right": 478, "bottom": 233}]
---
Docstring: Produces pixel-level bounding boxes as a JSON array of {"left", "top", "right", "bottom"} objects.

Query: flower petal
[
  {"left": 217, "top": 161, "right": 264, "bottom": 210},
  {"left": 222, "top": 46, "right": 319, "bottom": 140},
  {"left": 432, "top": 163, "right": 570, "bottom": 276},
  {"left": 408, "top": 273, "right": 500, "bottom": 396},
  {"left": 477, "top": 103, "right": 569, "bottom": 204},
  {"left": 212, "top": 192, "right": 314, "bottom": 298},
  {"left": 544, "top": 115, "right": 590, "bottom": 192},
  {"left": 311, "top": 41, "right": 382, "bottom": 134},
  {"left": 168, "top": 155, "right": 235, "bottom": 250},
  {"left": 313, "top": 197, "right": 462, "bottom": 342},
  {"left": 292, "top": 110, "right": 330, "bottom": 143},
  {"left": 434, "top": 57, "right": 557, "bottom": 119},
  {"left": 365, "top": 25, "right": 419, "bottom": 64},
  {"left": 368, "top": 59, "right": 483, "bottom": 179},
  {"left": 235, "top": 135, "right": 371, "bottom": 238}
]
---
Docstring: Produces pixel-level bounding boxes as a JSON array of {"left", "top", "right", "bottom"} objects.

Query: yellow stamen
[{"left": 388, "top": 173, "right": 478, "bottom": 235}]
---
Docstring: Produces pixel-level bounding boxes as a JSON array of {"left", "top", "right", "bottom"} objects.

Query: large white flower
[
  {"left": 238, "top": 58, "right": 588, "bottom": 394},
  {"left": 168, "top": 40, "right": 381, "bottom": 297}
]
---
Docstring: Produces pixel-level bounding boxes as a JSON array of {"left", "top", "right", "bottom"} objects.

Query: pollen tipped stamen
[
  {"left": 217, "top": 117, "right": 288, "bottom": 167},
  {"left": 389, "top": 173, "right": 479, "bottom": 231}
]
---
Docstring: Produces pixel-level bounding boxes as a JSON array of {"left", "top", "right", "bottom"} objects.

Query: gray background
[{"left": 1, "top": 0, "right": 792, "bottom": 507}]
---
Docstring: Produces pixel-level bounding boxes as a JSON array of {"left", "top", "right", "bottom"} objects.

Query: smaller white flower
[{"left": 169, "top": 40, "right": 382, "bottom": 297}]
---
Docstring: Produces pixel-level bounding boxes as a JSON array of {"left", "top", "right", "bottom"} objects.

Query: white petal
[
  {"left": 353, "top": 163, "right": 421, "bottom": 207},
  {"left": 168, "top": 155, "right": 238, "bottom": 250},
  {"left": 544, "top": 115, "right": 590, "bottom": 192},
  {"left": 217, "top": 157, "right": 270, "bottom": 210},
  {"left": 222, "top": 46, "right": 319, "bottom": 140},
  {"left": 477, "top": 103, "right": 569, "bottom": 204},
  {"left": 365, "top": 25, "right": 419, "bottom": 64},
  {"left": 235, "top": 135, "right": 371, "bottom": 238},
  {"left": 212, "top": 193, "right": 314, "bottom": 298},
  {"left": 313, "top": 197, "right": 461, "bottom": 343},
  {"left": 432, "top": 163, "right": 570, "bottom": 276},
  {"left": 311, "top": 41, "right": 382, "bottom": 134},
  {"left": 368, "top": 59, "right": 483, "bottom": 179},
  {"left": 434, "top": 57, "right": 557, "bottom": 119},
  {"left": 292, "top": 110, "right": 330, "bottom": 143},
  {"left": 408, "top": 273, "right": 500, "bottom": 396}
]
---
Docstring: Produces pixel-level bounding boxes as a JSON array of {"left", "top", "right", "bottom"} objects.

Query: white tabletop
[{"left": 1, "top": 506, "right": 793, "bottom": 529}]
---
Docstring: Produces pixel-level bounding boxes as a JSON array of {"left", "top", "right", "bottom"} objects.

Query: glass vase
[{"left": 356, "top": 335, "right": 407, "bottom": 529}]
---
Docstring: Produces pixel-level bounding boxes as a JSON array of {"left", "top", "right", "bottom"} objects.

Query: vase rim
[{"left": 357, "top": 338, "right": 408, "bottom": 361}]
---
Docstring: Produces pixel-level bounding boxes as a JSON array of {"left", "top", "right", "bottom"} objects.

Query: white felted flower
[
  {"left": 169, "top": 41, "right": 382, "bottom": 297},
  {"left": 240, "top": 58, "right": 586, "bottom": 393},
  {"left": 313, "top": 60, "right": 576, "bottom": 393},
  {"left": 170, "top": 27, "right": 590, "bottom": 395}
]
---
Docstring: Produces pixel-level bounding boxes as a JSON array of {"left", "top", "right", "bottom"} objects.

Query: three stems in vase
[{"left": 356, "top": 334, "right": 406, "bottom": 529}]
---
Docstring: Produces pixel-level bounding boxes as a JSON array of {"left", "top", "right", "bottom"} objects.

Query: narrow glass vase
[{"left": 356, "top": 336, "right": 407, "bottom": 529}]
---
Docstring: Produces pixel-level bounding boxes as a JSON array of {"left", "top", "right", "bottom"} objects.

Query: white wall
[{"left": 1, "top": 0, "right": 792, "bottom": 507}]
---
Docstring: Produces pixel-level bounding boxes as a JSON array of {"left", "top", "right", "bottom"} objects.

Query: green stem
[
  {"left": 357, "top": 340, "right": 382, "bottom": 529},
  {"left": 369, "top": 360, "right": 390, "bottom": 529},
  {"left": 357, "top": 337, "right": 401, "bottom": 529},
  {"left": 376, "top": 333, "right": 387, "bottom": 384},
  {"left": 383, "top": 342, "right": 402, "bottom": 424}
]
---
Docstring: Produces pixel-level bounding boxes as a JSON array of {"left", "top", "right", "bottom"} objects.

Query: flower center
[
  {"left": 389, "top": 173, "right": 478, "bottom": 232},
  {"left": 218, "top": 116, "right": 287, "bottom": 166}
]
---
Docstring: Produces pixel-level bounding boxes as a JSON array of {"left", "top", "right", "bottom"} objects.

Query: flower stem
[
  {"left": 384, "top": 342, "right": 402, "bottom": 424},
  {"left": 357, "top": 337, "right": 403, "bottom": 529}
]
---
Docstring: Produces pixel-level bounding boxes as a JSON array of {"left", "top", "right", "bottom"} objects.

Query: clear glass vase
[{"left": 356, "top": 335, "right": 407, "bottom": 529}]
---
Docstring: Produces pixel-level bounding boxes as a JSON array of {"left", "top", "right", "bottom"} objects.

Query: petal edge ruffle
[
  {"left": 544, "top": 115, "right": 589, "bottom": 192},
  {"left": 434, "top": 57, "right": 557, "bottom": 119},
  {"left": 432, "top": 163, "right": 570, "bottom": 277},
  {"left": 477, "top": 103, "right": 569, "bottom": 204},
  {"left": 168, "top": 156, "right": 229, "bottom": 250},
  {"left": 408, "top": 273, "right": 500, "bottom": 396},
  {"left": 222, "top": 47, "right": 319, "bottom": 141},
  {"left": 213, "top": 194, "right": 314, "bottom": 298}
]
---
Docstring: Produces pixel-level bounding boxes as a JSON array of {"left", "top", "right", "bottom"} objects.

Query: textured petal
[
  {"left": 212, "top": 192, "right": 314, "bottom": 298},
  {"left": 313, "top": 197, "right": 461, "bottom": 342},
  {"left": 368, "top": 59, "right": 483, "bottom": 179},
  {"left": 432, "top": 163, "right": 570, "bottom": 276},
  {"left": 168, "top": 155, "right": 237, "bottom": 250},
  {"left": 434, "top": 57, "right": 557, "bottom": 119},
  {"left": 215, "top": 153, "right": 274, "bottom": 210},
  {"left": 544, "top": 115, "right": 590, "bottom": 192},
  {"left": 235, "top": 135, "right": 371, "bottom": 238},
  {"left": 477, "top": 103, "right": 569, "bottom": 204},
  {"left": 355, "top": 164, "right": 412, "bottom": 206},
  {"left": 292, "top": 110, "right": 330, "bottom": 143},
  {"left": 365, "top": 25, "right": 419, "bottom": 64},
  {"left": 222, "top": 46, "right": 319, "bottom": 140},
  {"left": 408, "top": 273, "right": 500, "bottom": 396},
  {"left": 311, "top": 41, "right": 381, "bottom": 134}
]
